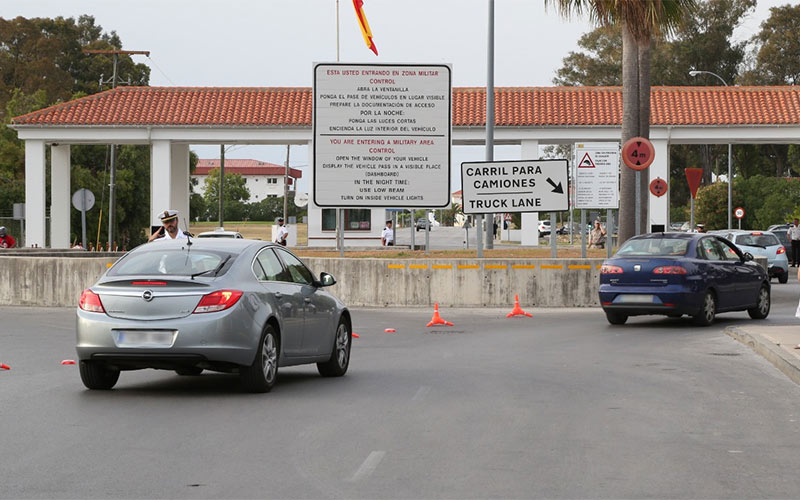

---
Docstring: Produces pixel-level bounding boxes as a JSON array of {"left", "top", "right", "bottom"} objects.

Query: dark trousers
[{"left": 792, "top": 240, "right": 800, "bottom": 265}]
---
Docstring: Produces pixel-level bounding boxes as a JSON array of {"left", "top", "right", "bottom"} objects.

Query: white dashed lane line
[{"left": 348, "top": 451, "right": 386, "bottom": 482}]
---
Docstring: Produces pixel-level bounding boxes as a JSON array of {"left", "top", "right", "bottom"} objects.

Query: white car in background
[
  {"left": 538, "top": 220, "right": 551, "bottom": 237},
  {"left": 713, "top": 230, "right": 789, "bottom": 283},
  {"left": 196, "top": 228, "right": 244, "bottom": 239}
]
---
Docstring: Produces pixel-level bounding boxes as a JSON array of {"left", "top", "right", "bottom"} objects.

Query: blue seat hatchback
[{"left": 599, "top": 233, "right": 770, "bottom": 326}]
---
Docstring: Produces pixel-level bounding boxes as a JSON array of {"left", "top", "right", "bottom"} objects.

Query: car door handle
[
  {"left": 304, "top": 298, "right": 312, "bottom": 303},
  {"left": 274, "top": 292, "right": 283, "bottom": 299}
]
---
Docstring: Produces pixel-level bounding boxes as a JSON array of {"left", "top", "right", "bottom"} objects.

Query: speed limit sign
[{"left": 734, "top": 207, "right": 745, "bottom": 219}]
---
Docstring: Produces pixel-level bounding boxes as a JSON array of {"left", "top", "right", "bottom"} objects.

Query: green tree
[{"left": 202, "top": 169, "right": 251, "bottom": 221}]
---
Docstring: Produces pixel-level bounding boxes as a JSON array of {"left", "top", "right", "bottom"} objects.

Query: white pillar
[
  {"left": 170, "top": 143, "right": 190, "bottom": 227},
  {"left": 25, "top": 140, "right": 46, "bottom": 247},
  {"left": 306, "top": 140, "right": 323, "bottom": 245},
  {"left": 520, "top": 140, "right": 540, "bottom": 246},
  {"left": 150, "top": 140, "right": 172, "bottom": 226},
  {"left": 50, "top": 144, "right": 71, "bottom": 248},
  {"left": 649, "top": 139, "right": 669, "bottom": 231}
]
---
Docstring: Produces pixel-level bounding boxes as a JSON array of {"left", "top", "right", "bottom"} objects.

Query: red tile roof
[
  {"left": 10, "top": 86, "right": 800, "bottom": 127},
  {"left": 194, "top": 159, "right": 301, "bottom": 178}
]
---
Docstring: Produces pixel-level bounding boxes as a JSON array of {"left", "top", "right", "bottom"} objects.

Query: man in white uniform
[
  {"left": 148, "top": 209, "right": 188, "bottom": 242},
  {"left": 275, "top": 217, "right": 289, "bottom": 246},
  {"left": 381, "top": 220, "right": 394, "bottom": 246},
  {"left": 788, "top": 219, "right": 800, "bottom": 266}
]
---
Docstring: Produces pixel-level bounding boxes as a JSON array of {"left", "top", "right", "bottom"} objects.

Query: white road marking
[
  {"left": 348, "top": 451, "right": 386, "bottom": 482},
  {"left": 412, "top": 386, "right": 431, "bottom": 402},
  {"left": 728, "top": 450, "right": 744, "bottom": 453}
]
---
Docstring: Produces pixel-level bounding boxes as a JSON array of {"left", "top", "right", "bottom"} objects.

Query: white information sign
[
  {"left": 313, "top": 63, "right": 451, "bottom": 207},
  {"left": 574, "top": 142, "right": 619, "bottom": 209},
  {"left": 461, "top": 159, "right": 569, "bottom": 215}
]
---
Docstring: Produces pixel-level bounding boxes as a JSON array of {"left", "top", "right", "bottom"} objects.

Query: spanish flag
[{"left": 352, "top": 0, "right": 378, "bottom": 56}]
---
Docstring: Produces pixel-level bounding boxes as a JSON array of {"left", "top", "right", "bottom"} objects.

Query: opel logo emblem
[
  {"left": 142, "top": 290, "right": 154, "bottom": 302},
  {"left": 634, "top": 265, "right": 641, "bottom": 271}
]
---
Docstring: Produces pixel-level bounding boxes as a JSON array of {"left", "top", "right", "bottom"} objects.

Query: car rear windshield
[
  {"left": 616, "top": 238, "right": 689, "bottom": 256},
  {"left": 735, "top": 234, "right": 779, "bottom": 247},
  {"left": 108, "top": 249, "right": 235, "bottom": 277}
]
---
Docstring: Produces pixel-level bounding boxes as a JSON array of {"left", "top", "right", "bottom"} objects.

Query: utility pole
[
  {"left": 219, "top": 145, "right": 225, "bottom": 228},
  {"left": 83, "top": 49, "right": 149, "bottom": 249},
  {"left": 283, "top": 145, "right": 290, "bottom": 222}
]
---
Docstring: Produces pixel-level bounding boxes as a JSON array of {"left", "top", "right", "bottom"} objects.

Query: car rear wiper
[{"left": 190, "top": 255, "right": 231, "bottom": 280}]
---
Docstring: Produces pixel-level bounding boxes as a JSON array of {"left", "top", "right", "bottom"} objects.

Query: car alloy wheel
[
  {"left": 241, "top": 325, "right": 279, "bottom": 393},
  {"left": 261, "top": 332, "right": 278, "bottom": 384},
  {"left": 317, "top": 319, "right": 351, "bottom": 377},
  {"left": 748, "top": 285, "right": 771, "bottom": 319},
  {"left": 694, "top": 291, "right": 716, "bottom": 326}
]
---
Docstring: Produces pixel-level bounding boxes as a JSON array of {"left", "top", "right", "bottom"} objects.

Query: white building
[{"left": 193, "top": 159, "right": 301, "bottom": 202}]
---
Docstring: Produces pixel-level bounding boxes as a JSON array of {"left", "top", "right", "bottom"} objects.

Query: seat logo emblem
[
  {"left": 634, "top": 265, "right": 641, "bottom": 271},
  {"left": 142, "top": 290, "right": 154, "bottom": 301}
]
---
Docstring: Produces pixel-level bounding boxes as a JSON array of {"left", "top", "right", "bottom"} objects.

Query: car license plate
[
  {"left": 618, "top": 294, "right": 655, "bottom": 303},
  {"left": 113, "top": 330, "right": 176, "bottom": 348}
]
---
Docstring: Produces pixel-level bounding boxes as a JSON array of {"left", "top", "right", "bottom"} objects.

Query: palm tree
[{"left": 545, "top": 0, "right": 696, "bottom": 243}]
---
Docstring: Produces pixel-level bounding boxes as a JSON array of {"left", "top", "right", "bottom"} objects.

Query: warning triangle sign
[{"left": 578, "top": 152, "right": 596, "bottom": 168}]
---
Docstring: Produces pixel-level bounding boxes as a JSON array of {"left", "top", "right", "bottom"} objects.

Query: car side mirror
[
  {"left": 743, "top": 252, "right": 754, "bottom": 261},
  {"left": 319, "top": 272, "right": 336, "bottom": 287}
]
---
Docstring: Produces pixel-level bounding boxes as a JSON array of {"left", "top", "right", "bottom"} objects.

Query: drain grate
[
  {"left": 709, "top": 352, "right": 741, "bottom": 357},
  {"left": 425, "top": 330, "right": 467, "bottom": 335}
]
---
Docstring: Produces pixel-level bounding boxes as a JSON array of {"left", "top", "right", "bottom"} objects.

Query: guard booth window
[{"left": 322, "top": 209, "right": 371, "bottom": 231}]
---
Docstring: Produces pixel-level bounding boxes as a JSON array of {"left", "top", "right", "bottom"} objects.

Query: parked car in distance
[
  {"left": 538, "top": 220, "right": 551, "bottom": 237},
  {"left": 415, "top": 218, "right": 430, "bottom": 231},
  {"left": 599, "top": 232, "right": 770, "bottom": 326},
  {"left": 669, "top": 222, "right": 686, "bottom": 232},
  {"left": 767, "top": 223, "right": 792, "bottom": 249},
  {"left": 76, "top": 238, "right": 352, "bottom": 392},
  {"left": 713, "top": 230, "right": 789, "bottom": 283},
  {"left": 196, "top": 228, "right": 244, "bottom": 238}
]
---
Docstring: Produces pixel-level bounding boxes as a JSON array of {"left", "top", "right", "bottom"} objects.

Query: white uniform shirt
[
  {"left": 789, "top": 225, "right": 800, "bottom": 241},
  {"left": 277, "top": 225, "right": 289, "bottom": 243},
  {"left": 381, "top": 226, "right": 394, "bottom": 244},
  {"left": 165, "top": 228, "right": 188, "bottom": 240}
]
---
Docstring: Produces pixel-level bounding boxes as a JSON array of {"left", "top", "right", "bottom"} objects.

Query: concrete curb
[{"left": 724, "top": 326, "right": 800, "bottom": 386}]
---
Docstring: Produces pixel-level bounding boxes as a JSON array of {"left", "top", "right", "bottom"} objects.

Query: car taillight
[
  {"left": 601, "top": 265, "right": 623, "bottom": 274},
  {"left": 778, "top": 246, "right": 786, "bottom": 255},
  {"left": 192, "top": 290, "right": 243, "bottom": 314},
  {"left": 653, "top": 266, "right": 687, "bottom": 275},
  {"left": 79, "top": 289, "right": 105, "bottom": 313}
]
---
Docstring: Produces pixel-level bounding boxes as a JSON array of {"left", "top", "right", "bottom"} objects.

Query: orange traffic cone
[
  {"left": 426, "top": 302, "right": 454, "bottom": 327},
  {"left": 352, "top": 332, "right": 360, "bottom": 338},
  {"left": 506, "top": 295, "right": 533, "bottom": 318},
  {"left": 0, "top": 363, "right": 10, "bottom": 370}
]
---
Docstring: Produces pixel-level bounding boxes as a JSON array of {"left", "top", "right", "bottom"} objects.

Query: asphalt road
[{"left": 2, "top": 280, "right": 800, "bottom": 499}]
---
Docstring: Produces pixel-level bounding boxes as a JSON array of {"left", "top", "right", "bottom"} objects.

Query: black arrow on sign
[{"left": 546, "top": 177, "right": 563, "bottom": 194}]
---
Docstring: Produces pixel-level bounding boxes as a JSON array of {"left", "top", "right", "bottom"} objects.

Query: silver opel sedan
[{"left": 76, "top": 238, "right": 352, "bottom": 392}]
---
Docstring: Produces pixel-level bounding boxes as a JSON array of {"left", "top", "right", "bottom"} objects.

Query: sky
[{"left": 3, "top": 0, "right": 795, "bottom": 192}]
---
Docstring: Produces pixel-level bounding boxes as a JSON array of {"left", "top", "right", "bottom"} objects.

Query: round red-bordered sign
[
  {"left": 622, "top": 137, "right": 655, "bottom": 170},
  {"left": 649, "top": 177, "right": 668, "bottom": 197},
  {"left": 734, "top": 207, "right": 745, "bottom": 219}
]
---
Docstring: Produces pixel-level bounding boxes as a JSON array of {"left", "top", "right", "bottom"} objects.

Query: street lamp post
[{"left": 689, "top": 70, "right": 732, "bottom": 229}]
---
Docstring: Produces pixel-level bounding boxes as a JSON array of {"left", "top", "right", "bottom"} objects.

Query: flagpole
[{"left": 335, "top": 0, "right": 343, "bottom": 256}]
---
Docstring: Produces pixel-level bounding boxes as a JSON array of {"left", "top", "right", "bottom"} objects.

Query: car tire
[
  {"left": 747, "top": 284, "right": 771, "bottom": 319},
  {"left": 79, "top": 361, "right": 120, "bottom": 390},
  {"left": 779, "top": 273, "right": 789, "bottom": 284},
  {"left": 605, "top": 311, "right": 628, "bottom": 325},
  {"left": 317, "top": 318, "right": 351, "bottom": 377},
  {"left": 175, "top": 367, "right": 203, "bottom": 376},
  {"left": 240, "top": 325, "right": 279, "bottom": 393},
  {"left": 693, "top": 291, "right": 716, "bottom": 326}
]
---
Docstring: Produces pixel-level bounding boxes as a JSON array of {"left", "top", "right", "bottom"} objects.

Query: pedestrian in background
[
  {"left": 381, "top": 220, "right": 394, "bottom": 246},
  {"left": 788, "top": 219, "right": 800, "bottom": 267},
  {"left": 275, "top": 217, "right": 288, "bottom": 246},
  {"left": 589, "top": 220, "right": 607, "bottom": 249},
  {"left": 0, "top": 226, "right": 16, "bottom": 248}
]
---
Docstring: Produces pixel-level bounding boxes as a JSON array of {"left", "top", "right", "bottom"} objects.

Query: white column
[
  {"left": 306, "top": 140, "right": 324, "bottom": 246},
  {"left": 520, "top": 140, "right": 540, "bottom": 246},
  {"left": 170, "top": 143, "right": 190, "bottom": 227},
  {"left": 649, "top": 139, "right": 669, "bottom": 231},
  {"left": 150, "top": 140, "right": 172, "bottom": 225},
  {"left": 50, "top": 144, "right": 71, "bottom": 248},
  {"left": 25, "top": 140, "right": 46, "bottom": 247}
]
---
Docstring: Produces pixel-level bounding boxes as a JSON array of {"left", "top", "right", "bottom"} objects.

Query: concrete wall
[
  {"left": 0, "top": 256, "right": 604, "bottom": 308},
  {"left": 0, "top": 255, "right": 769, "bottom": 308}
]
